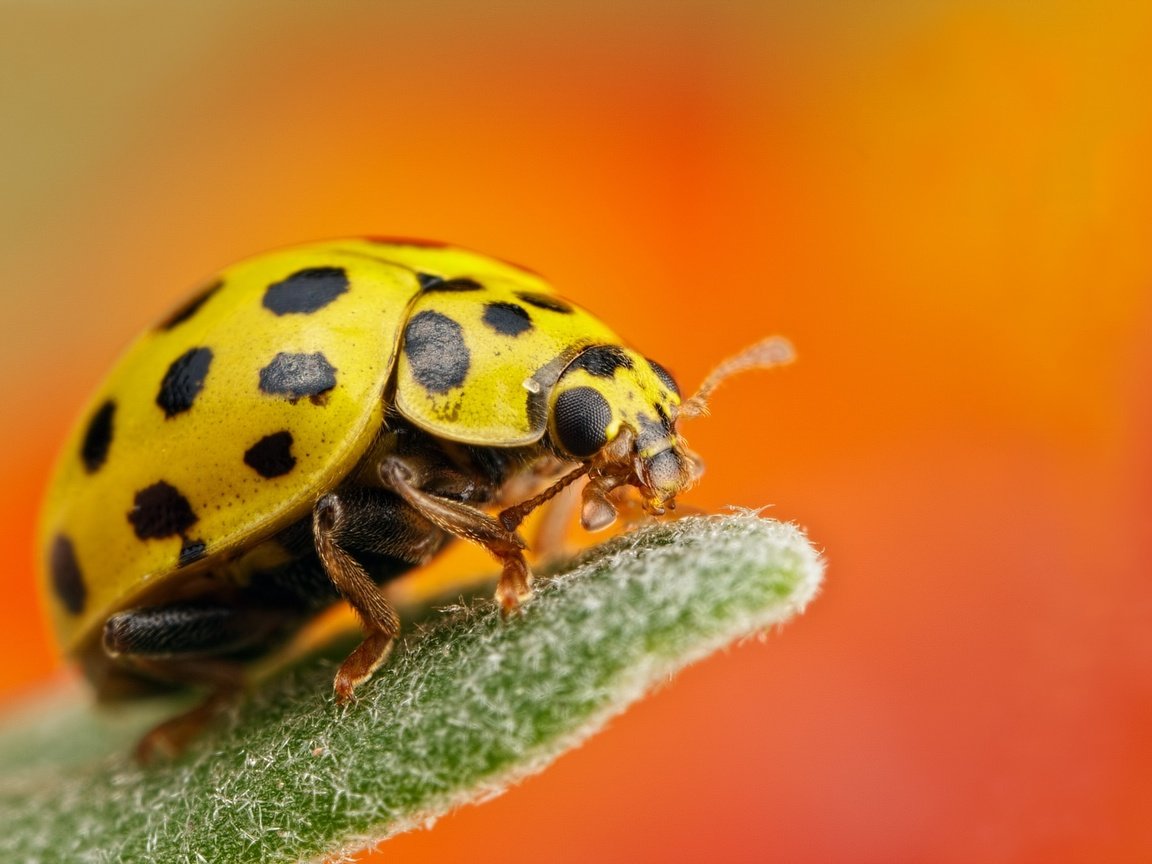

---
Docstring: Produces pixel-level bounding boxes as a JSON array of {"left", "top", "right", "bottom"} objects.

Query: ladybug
[{"left": 38, "top": 238, "right": 792, "bottom": 755}]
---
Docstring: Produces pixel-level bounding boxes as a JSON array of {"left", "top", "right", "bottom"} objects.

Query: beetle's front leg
[{"left": 378, "top": 456, "right": 532, "bottom": 614}]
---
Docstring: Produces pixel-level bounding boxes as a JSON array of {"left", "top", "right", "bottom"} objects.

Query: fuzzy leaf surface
[{"left": 0, "top": 513, "right": 823, "bottom": 863}]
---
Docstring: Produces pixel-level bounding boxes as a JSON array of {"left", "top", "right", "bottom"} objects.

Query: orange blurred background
[{"left": 2, "top": 2, "right": 1150, "bottom": 861}]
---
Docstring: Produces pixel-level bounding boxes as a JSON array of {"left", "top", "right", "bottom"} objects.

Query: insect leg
[
  {"left": 133, "top": 658, "right": 243, "bottom": 761},
  {"left": 378, "top": 456, "right": 533, "bottom": 615},
  {"left": 313, "top": 492, "right": 407, "bottom": 703},
  {"left": 104, "top": 603, "right": 288, "bottom": 658},
  {"left": 102, "top": 604, "right": 294, "bottom": 760}
]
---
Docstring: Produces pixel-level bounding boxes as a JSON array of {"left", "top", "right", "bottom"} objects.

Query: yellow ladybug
[{"left": 38, "top": 237, "right": 792, "bottom": 755}]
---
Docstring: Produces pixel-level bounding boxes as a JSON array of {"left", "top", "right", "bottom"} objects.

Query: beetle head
[{"left": 546, "top": 337, "right": 793, "bottom": 531}]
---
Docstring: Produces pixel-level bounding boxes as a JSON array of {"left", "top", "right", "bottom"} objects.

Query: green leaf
[{"left": 0, "top": 512, "right": 823, "bottom": 863}]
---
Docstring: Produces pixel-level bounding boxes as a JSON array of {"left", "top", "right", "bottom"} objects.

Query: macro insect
[{"left": 38, "top": 238, "right": 792, "bottom": 756}]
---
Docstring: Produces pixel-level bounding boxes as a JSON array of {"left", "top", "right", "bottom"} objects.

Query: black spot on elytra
[
  {"left": 420, "top": 275, "right": 483, "bottom": 293},
  {"left": 516, "top": 291, "right": 573, "bottom": 314},
  {"left": 263, "top": 267, "right": 349, "bottom": 315},
  {"left": 244, "top": 431, "right": 297, "bottom": 478},
  {"left": 573, "top": 345, "right": 633, "bottom": 378},
  {"left": 647, "top": 358, "right": 680, "bottom": 396},
  {"left": 404, "top": 310, "right": 470, "bottom": 393},
  {"left": 553, "top": 386, "right": 612, "bottom": 457},
  {"left": 157, "top": 279, "right": 221, "bottom": 330},
  {"left": 50, "top": 535, "right": 86, "bottom": 615},
  {"left": 128, "top": 481, "right": 198, "bottom": 540},
  {"left": 482, "top": 302, "right": 533, "bottom": 336},
  {"left": 157, "top": 347, "right": 213, "bottom": 418},
  {"left": 259, "top": 352, "right": 338, "bottom": 403},
  {"left": 80, "top": 399, "right": 115, "bottom": 473},
  {"left": 178, "top": 538, "right": 207, "bottom": 567}
]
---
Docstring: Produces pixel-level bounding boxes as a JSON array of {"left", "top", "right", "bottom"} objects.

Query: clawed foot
[
  {"left": 134, "top": 688, "right": 235, "bottom": 763},
  {"left": 333, "top": 630, "right": 396, "bottom": 704},
  {"left": 495, "top": 557, "right": 533, "bottom": 617}
]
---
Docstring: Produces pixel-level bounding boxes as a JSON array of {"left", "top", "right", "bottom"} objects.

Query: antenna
[{"left": 680, "top": 336, "right": 795, "bottom": 418}]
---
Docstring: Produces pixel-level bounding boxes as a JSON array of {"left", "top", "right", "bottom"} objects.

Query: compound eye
[{"left": 552, "top": 386, "right": 612, "bottom": 458}]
